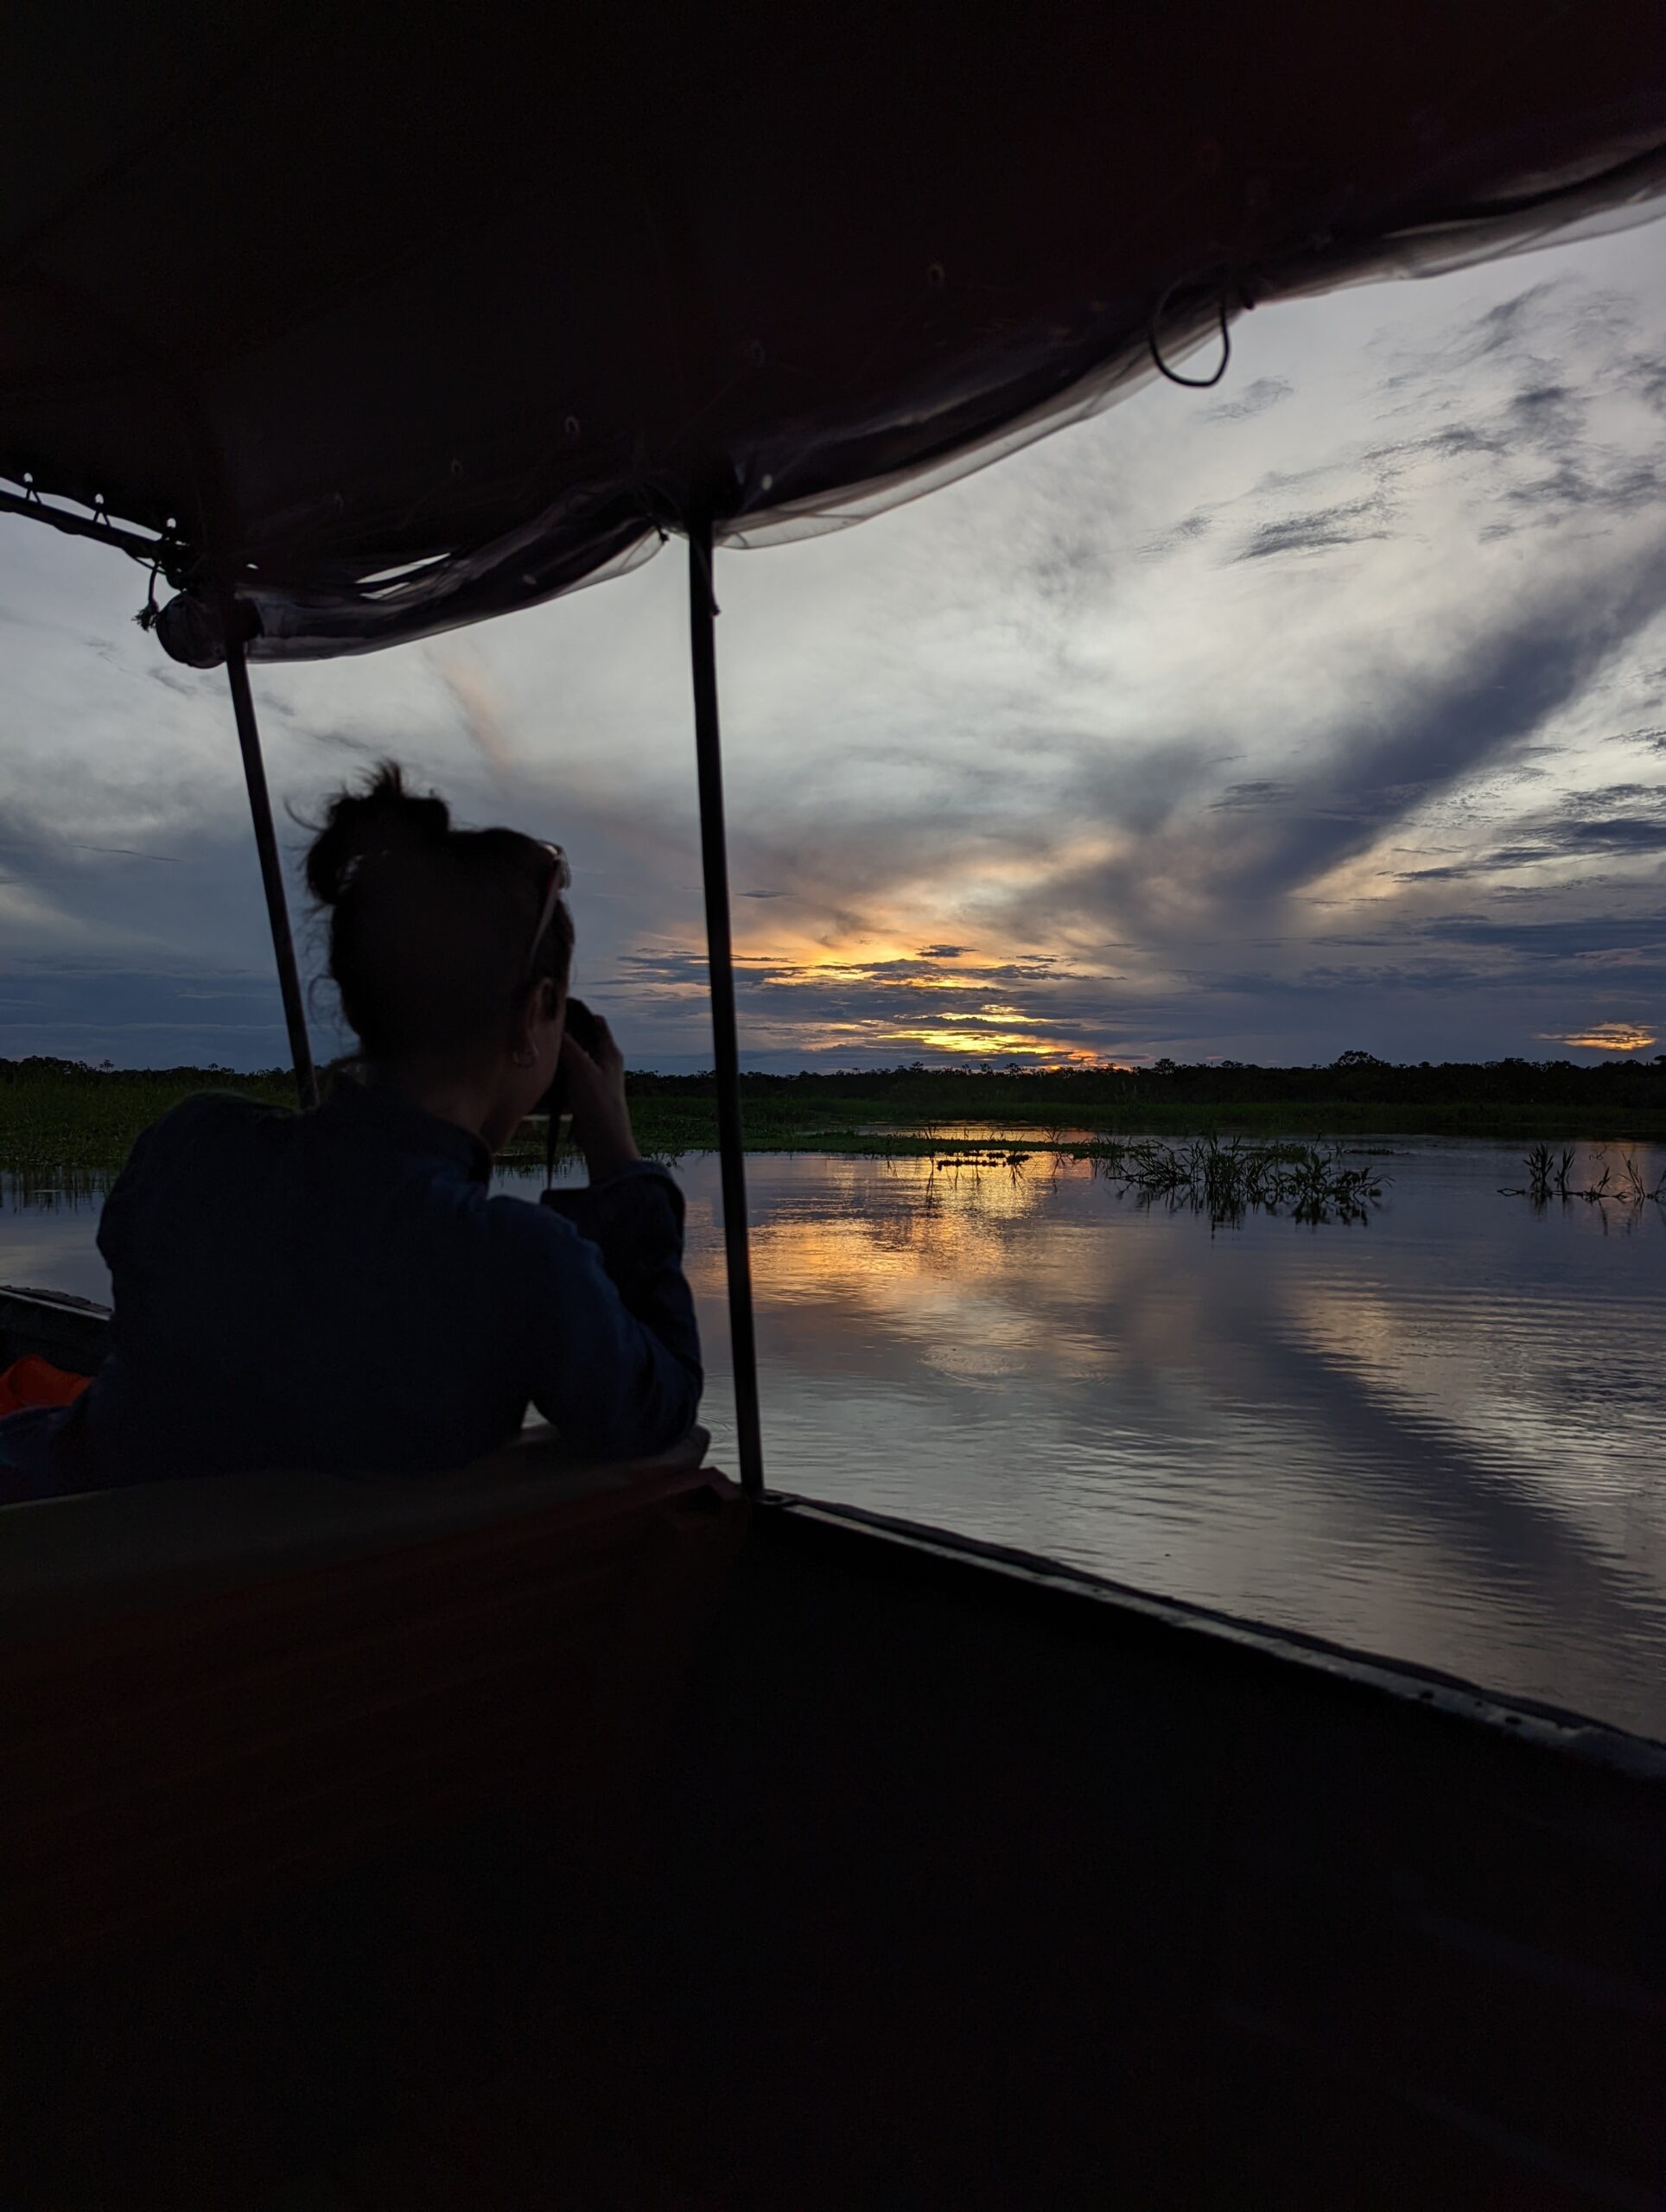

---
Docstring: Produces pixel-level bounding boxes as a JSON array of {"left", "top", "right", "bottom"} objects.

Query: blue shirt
[{"left": 2, "top": 1084, "right": 702, "bottom": 1492}]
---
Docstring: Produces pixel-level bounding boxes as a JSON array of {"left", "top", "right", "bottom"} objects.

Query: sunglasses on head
[{"left": 525, "top": 842, "right": 570, "bottom": 977}]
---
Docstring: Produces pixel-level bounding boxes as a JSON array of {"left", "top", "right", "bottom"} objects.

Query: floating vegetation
[
  {"left": 2, "top": 1165, "right": 118, "bottom": 1211},
  {"left": 930, "top": 1150, "right": 1031, "bottom": 1177},
  {"left": 1520, "top": 1144, "right": 1576, "bottom": 1200},
  {"left": 1059, "top": 1136, "right": 1386, "bottom": 1224},
  {"left": 1505, "top": 1145, "right": 1666, "bottom": 1213},
  {"left": 860, "top": 1135, "right": 1388, "bottom": 1222}
]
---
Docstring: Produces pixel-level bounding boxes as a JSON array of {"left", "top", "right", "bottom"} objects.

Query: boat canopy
[
  {"left": 9, "top": 2, "right": 1666, "bottom": 1495},
  {"left": 6, "top": 0, "right": 1666, "bottom": 664}
]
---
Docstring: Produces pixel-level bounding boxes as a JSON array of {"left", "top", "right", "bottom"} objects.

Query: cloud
[
  {"left": 429, "top": 654, "right": 519, "bottom": 783},
  {"left": 1395, "top": 846, "right": 1558, "bottom": 881},
  {"left": 1211, "top": 781, "right": 1294, "bottom": 810},
  {"left": 1233, "top": 497, "right": 1393, "bottom": 561},
  {"left": 1206, "top": 376, "right": 1294, "bottom": 423},
  {"left": 6, "top": 221, "right": 1666, "bottom": 1072},
  {"left": 1537, "top": 1020, "right": 1658, "bottom": 1052}
]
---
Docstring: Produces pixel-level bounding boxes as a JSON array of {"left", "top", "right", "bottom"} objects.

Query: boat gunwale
[
  {"left": 762, "top": 1492, "right": 1666, "bottom": 1778},
  {"left": 4, "top": 1281, "right": 1662, "bottom": 1774}
]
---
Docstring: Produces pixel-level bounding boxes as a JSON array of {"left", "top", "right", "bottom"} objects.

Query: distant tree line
[
  {"left": 624, "top": 1051, "right": 1666, "bottom": 1112},
  {"left": 1, "top": 1057, "right": 278, "bottom": 1088},
  {"left": 5, "top": 1050, "right": 1663, "bottom": 1116}
]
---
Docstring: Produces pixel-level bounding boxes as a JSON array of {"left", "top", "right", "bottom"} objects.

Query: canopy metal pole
[
  {"left": 224, "top": 624, "right": 319, "bottom": 1109},
  {"left": 688, "top": 518, "right": 765, "bottom": 1496}
]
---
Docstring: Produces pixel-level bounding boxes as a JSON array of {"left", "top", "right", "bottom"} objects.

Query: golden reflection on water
[
  {"left": 677, "top": 1140, "right": 1666, "bottom": 1738},
  {"left": 4, "top": 1141, "right": 1664, "bottom": 1736},
  {"left": 686, "top": 1154, "right": 1140, "bottom": 1384}
]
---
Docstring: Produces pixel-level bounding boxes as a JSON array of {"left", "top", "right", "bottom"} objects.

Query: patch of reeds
[
  {"left": 1519, "top": 1143, "right": 1576, "bottom": 1201},
  {"left": 929, "top": 1150, "right": 1032, "bottom": 1180},
  {"left": 1057, "top": 1135, "right": 1386, "bottom": 1224},
  {"left": 1505, "top": 1144, "right": 1666, "bottom": 1211},
  {"left": 1, "top": 1166, "right": 114, "bottom": 1212},
  {"left": 0, "top": 1061, "right": 294, "bottom": 1176}
]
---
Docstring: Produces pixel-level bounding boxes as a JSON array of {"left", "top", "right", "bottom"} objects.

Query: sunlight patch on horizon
[{"left": 1539, "top": 1021, "right": 1658, "bottom": 1052}]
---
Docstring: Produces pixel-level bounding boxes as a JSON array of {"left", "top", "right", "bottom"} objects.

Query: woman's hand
[{"left": 559, "top": 1014, "right": 641, "bottom": 1180}]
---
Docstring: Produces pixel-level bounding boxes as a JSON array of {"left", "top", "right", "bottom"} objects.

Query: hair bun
[{"left": 304, "top": 761, "right": 451, "bottom": 906}]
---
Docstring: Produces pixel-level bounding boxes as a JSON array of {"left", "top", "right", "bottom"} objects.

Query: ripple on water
[{"left": 4, "top": 1139, "right": 1664, "bottom": 1737}]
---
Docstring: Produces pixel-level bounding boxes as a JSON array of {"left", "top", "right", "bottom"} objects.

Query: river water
[{"left": 5, "top": 1134, "right": 1664, "bottom": 1739}]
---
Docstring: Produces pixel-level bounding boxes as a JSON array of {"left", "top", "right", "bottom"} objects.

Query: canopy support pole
[
  {"left": 225, "top": 627, "right": 319, "bottom": 1109},
  {"left": 687, "top": 519, "right": 764, "bottom": 1496}
]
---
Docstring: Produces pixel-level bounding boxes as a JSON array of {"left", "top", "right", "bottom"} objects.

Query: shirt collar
[{"left": 319, "top": 1078, "right": 493, "bottom": 1185}]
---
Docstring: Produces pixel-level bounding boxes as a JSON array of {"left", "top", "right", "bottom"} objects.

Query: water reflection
[
  {"left": 4, "top": 1139, "right": 1663, "bottom": 1737},
  {"left": 668, "top": 1140, "right": 1666, "bottom": 1739}
]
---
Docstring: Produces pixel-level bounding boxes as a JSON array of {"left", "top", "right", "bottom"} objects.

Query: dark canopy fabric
[{"left": 5, "top": 0, "right": 1666, "bottom": 664}]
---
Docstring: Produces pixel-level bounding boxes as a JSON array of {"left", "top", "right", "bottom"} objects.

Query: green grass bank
[{"left": 3, "top": 1053, "right": 1663, "bottom": 1178}]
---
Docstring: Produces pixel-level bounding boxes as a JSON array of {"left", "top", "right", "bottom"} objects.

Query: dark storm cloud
[
  {"left": 1549, "top": 781, "right": 1665, "bottom": 816},
  {"left": 144, "top": 664, "right": 201, "bottom": 701},
  {"left": 1135, "top": 510, "right": 1214, "bottom": 560},
  {"left": 1234, "top": 496, "right": 1393, "bottom": 561},
  {"left": 1363, "top": 279, "right": 1666, "bottom": 553},
  {"left": 1405, "top": 785, "right": 1666, "bottom": 877},
  {"left": 1211, "top": 780, "right": 1294, "bottom": 810},
  {"left": 0, "top": 830, "right": 186, "bottom": 864},
  {"left": 1486, "top": 456, "right": 1664, "bottom": 537},
  {"left": 1547, "top": 815, "right": 1666, "bottom": 852},
  {"left": 1395, "top": 845, "right": 1559, "bottom": 881},
  {"left": 1206, "top": 377, "right": 1294, "bottom": 423},
  {"left": 9, "top": 231, "right": 1666, "bottom": 1074},
  {"left": 601, "top": 940, "right": 1142, "bottom": 1064},
  {"left": 0, "top": 966, "right": 291, "bottom": 1065},
  {"left": 1378, "top": 279, "right": 1561, "bottom": 391},
  {"left": 1368, "top": 423, "right": 1506, "bottom": 467},
  {"left": 1202, "top": 958, "right": 1498, "bottom": 999},
  {"left": 1414, "top": 909, "right": 1666, "bottom": 959},
  {"left": 1016, "top": 526, "right": 1666, "bottom": 954}
]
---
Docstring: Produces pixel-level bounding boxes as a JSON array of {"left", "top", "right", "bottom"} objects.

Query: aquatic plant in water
[
  {"left": 1059, "top": 1136, "right": 1386, "bottom": 1225},
  {"left": 1508, "top": 1146, "right": 1666, "bottom": 1212}
]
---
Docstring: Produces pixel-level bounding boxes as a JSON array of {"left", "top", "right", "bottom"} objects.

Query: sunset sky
[{"left": 3, "top": 214, "right": 1664, "bottom": 1072}]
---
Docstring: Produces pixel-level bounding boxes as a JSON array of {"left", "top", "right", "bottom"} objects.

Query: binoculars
[{"left": 537, "top": 995, "right": 603, "bottom": 1122}]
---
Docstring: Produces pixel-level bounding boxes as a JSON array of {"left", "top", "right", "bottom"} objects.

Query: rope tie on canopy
[
  {"left": 135, "top": 520, "right": 181, "bottom": 632},
  {"left": 1147, "top": 276, "right": 1237, "bottom": 390}
]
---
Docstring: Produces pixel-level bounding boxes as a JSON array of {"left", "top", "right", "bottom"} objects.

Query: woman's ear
[
  {"left": 511, "top": 977, "right": 554, "bottom": 1065},
  {"left": 525, "top": 975, "right": 565, "bottom": 1044}
]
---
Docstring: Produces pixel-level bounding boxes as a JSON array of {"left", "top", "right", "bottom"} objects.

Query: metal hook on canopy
[{"left": 685, "top": 511, "right": 763, "bottom": 1497}]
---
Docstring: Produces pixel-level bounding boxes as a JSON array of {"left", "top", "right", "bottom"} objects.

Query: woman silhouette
[{"left": 0, "top": 764, "right": 702, "bottom": 1495}]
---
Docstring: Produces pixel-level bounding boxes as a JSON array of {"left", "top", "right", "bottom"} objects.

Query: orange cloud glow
[
  {"left": 1538, "top": 1021, "right": 1658, "bottom": 1052},
  {"left": 876, "top": 1026, "right": 1099, "bottom": 1063}
]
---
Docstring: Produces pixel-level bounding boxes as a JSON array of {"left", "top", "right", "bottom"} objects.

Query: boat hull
[{"left": 1, "top": 1284, "right": 1660, "bottom": 2207}]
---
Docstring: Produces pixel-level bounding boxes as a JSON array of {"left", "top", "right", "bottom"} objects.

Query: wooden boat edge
[{"left": 764, "top": 1494, "right": 1666, "bottom": 1777}]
